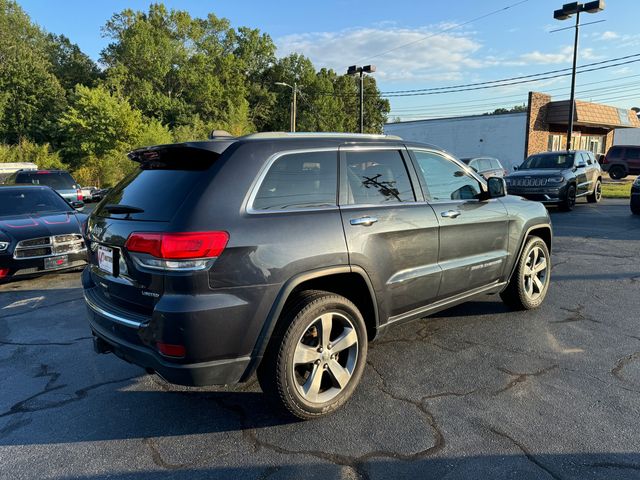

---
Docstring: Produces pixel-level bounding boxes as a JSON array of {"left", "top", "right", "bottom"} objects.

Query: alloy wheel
[
  {"left": 292, "top": 312, "right": 358, "bottom": 404},
  {"left": 523, "top": 246, "right": 548, "bottom": 301}
]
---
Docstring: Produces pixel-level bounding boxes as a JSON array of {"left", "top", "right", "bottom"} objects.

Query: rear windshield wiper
[{"left": 102, "top": 204, "right": 145, "bottom": 215}]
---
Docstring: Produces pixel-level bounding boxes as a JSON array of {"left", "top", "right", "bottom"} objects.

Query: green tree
[
  {"left": 0, "top": 0, "right": 66, "bottom": 144},
  {"left": 45, "top": 34, "right": 101, "bottom": 93}
]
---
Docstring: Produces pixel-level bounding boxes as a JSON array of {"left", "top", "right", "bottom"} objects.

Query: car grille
[
  {"left": 14, "top": 234, "right": 86, "bottom": 259},
  {"left": 511, "top": 178, "right": 548, "bottom": 187}
]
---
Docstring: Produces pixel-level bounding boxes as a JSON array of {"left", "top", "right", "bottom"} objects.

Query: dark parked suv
[
  {"left": 506, "top": 150, "right": 602, "bottom": 211},
  {"left": 601, "top": 145, "right": 640, "bottom": 179},
  {"left": 83, "top": 133, "right": 553, "bottom": 418}
]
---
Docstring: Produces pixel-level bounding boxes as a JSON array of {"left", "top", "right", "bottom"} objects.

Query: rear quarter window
[{"left": 252, "top": 150, "right": 338, "bottom": 211}]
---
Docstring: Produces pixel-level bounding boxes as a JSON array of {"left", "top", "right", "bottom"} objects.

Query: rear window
[
  {"left": 607, "top": 147, "right": 623, "bottom": 158},
  {"left": 95, "top": 149, "right": 219, "bottom": 222},
  {"left": 627, "top": 148, "right": 640, "bottom": 160},
  {"left": 16, "top": 171, "right": 76, "bottom": 190}
]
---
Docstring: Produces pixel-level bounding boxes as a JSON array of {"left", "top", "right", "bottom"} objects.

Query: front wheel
[
  {"left": 500, "top": 236, "right": 551, "bottom": 310},
  {"left": 587, "top": 180, "right": 602, "bottom": 203},
  {"left": 559, "top": 184, "right": 576, "bottom": 211},
  {"left": 258, "top": 290, "right": 368, "bottom": 419}
]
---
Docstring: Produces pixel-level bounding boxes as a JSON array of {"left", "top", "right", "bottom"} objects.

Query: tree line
[{"left": 0, "top": 1, "right": 390, "bottom": 186}]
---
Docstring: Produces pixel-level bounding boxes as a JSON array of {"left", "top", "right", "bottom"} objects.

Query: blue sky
[{"left": 18, "top": 0, "right": 640, "bottom": 120}]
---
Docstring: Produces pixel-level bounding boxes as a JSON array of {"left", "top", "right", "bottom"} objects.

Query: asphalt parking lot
[{"left": 1, "top": 199, "right": 639, "bottom": 480}]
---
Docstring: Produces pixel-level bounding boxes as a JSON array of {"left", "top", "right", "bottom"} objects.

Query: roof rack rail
[{"left": 240, "top": 132, "right": 403, "bottom": 140}]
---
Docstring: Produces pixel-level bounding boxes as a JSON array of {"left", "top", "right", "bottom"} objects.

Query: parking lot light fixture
[
  {"left": 275, "top": 81, "right": 298, "bottom": 132},
  {"left": 346, "top": 65, "right": 376, "bottom": 134},
  {"left": 553, "top": 1, "right": 605, "bottom": 150}
]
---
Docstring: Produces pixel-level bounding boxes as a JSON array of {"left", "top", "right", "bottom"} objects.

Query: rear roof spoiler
[{"left": 128, "top": 140, "right": 236, "bottom": 163}]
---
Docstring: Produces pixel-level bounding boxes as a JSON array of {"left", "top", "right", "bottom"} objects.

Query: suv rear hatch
[{"left": 86, "top": 142, "right": 233, "bottom": 316}]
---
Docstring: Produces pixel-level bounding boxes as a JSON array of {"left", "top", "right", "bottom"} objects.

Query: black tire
[
  {"left": 587, "top": 179, "right": 602, "bottom": 203},
  {"left": 500, "top": 236, "right": 551, "bottom": 311},
  {"left": 608, "top": 166, "right": 626, "bottom": 180},
  {"left": 559, "top": 184, "right": 576, "bottom": 211},
  {"left": 258, "top": 290, "right": 368, "bottom": 420}
]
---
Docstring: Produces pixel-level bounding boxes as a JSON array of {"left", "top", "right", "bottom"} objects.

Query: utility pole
[{"left": 347, "top": 65, "right": 376, "bottom": 133}]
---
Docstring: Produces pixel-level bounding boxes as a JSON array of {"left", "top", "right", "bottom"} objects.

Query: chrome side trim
[{"left": 84, "top": 292, "right": 143, "bottom": 328}]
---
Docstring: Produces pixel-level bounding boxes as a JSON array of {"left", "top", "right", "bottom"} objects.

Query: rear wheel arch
[{"left": 244, "top": 267, "right": 379, "bottom": 379}]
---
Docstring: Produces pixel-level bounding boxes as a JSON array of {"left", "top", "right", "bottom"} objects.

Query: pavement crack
[
  {"left": 0, "top": 336, "right": 92, "bottom": 347},
  {"left": 485, "top": 426, "right": 563, "bottom": 480},
  {"left": 0, "top": 374, "right": 139, "bottom": 418},
  {"left": 421, "top": 389, "right": 478, "bottom": 400},
  {"left": 611, "top": 351, "right": 640, "bottom": 383},
  {"left": 551, "top": 305, "right": 600, "bottom": 324},
  {"left": 493, "top": 364, "right": 558, "bottom": 394},
  {"left": 143, "top": 437, "right": 188, "bottom": 470},
  {"left": 0, "top": 297, "right": 81, "bottom": 320}
]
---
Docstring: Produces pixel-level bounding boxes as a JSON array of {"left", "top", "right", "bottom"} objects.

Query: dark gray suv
[{"left": 83, "top": 133, "right": 552, "bottom": 419}]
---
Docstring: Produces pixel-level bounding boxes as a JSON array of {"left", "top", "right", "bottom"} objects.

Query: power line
[
  {"left": 389, "top": 77, "right": 640, "bottom": 115},
  {"left": 350, "top": 0, "right": 530, "bottom": 67},
  {"left": 388, "top": 74, "right": 640, "bottom": 112},
  {"left": 381, "top": 53, "right": 640, "bottom": 96},
  {"left": 382, "top": 57, "right": 640, "bottom": 98}
]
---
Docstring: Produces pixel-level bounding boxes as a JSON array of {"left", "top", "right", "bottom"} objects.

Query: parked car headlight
[{"left": 547, "top": 177, "right": 565, "bottom": 184}]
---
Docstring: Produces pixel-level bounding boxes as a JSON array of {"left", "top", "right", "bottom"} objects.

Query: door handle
[
  {"left": 441, "top": 210, "right": 461, "bottom": 218},
  {"left": 350, "top": 216, "right": 378, "bottom": 226}
]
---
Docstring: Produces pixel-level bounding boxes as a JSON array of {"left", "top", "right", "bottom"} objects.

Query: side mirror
[
  {"left": 575, "top": 161, "right": 587, "bottom": 169},
  {"left": 481, "top": 177, "right": 507, "bottom": 200},
  {"left": 513, "top": 165, "right": 519, "bottom": 171},
  {"left": 70, "top": 200, "right": 85, "bottom": 211}
]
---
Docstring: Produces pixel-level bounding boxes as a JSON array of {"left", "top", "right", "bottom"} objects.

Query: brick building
[{"left": 384, "top": 91, "right": 640, "bottom": 171}]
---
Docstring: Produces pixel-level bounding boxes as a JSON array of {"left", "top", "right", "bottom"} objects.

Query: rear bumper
[
  {"left": 88, "top": 311, "right": 250, "bottom": 386},
  {"left": 82, "top": 268, "right": 256, "bottom": 386}
]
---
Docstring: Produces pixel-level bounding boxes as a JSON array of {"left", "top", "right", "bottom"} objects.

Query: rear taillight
[
  {"left": 601, "top": 156, "right": 608, "bottom": 164},
  {"left": 77, "top": 189, "right": 83, "bottom": 201},
  {"left": 0, "top": 268, "right": 9, "bottom": 279},
  {"left": 125, "top": 231, "right": 229, "bottom": 271}
]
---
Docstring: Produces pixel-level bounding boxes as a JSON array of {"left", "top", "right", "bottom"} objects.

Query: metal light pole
[
  {"left": 347, "top": 65, "right": 376, "bottom": 133},
  {"left": 275, "top": 81, "right": 298, "bottom": 132},
  {"left": 553, "top": 1, "right": 605, "bottom": 150}
]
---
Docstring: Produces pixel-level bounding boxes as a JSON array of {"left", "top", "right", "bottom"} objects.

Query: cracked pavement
[{"left": 0, "top": 199, "right": 639, "bottom": 479}]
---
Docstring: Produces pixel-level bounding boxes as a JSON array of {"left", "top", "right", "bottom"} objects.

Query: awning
[{"left": 546, "top": 100, "right": 640, "bottom": 128}]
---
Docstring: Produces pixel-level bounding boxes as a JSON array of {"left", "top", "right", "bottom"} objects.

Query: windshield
[
  {"left": 16, "top": 171, "right": 77, "bottom": 190},
  {"left": 520, "top": 154, "right": 574, "bottom": 170},
  {"left": 0, "top": 188, "right": 72, "bottom": 216}
]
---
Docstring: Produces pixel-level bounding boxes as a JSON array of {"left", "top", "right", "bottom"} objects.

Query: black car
[
  {"left": 506, "top": 150, "right": 602, "bottom": 211},
  {"left": 601, "top": 145, "right": 640, "bottom": 180},
  {"left": 631, "top": 176, "right": 640, "bottom": 215},
  {"left": 84, "top": 133, "right": 552, "bottom": 419},
  {"left": 4, "top": 169, "right": 85, "bottom": 205},
  {"left": 460, "top": 157, "right": 507, "bottom": 179},
  {"left": 0, "top": 185, "right": 88, "bottom": 282}
]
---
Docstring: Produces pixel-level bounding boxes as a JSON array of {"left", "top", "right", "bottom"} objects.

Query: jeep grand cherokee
[{"left": 83, "top": 133, "right": 552, "bottom": 419}]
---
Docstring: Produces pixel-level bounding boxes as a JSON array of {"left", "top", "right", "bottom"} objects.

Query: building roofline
[{"left": 386, "top": 111, "right": 527, "bottom": 126}]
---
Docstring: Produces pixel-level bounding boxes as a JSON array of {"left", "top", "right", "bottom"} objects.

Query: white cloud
[
  {"left": 600, "top": 31, "right": 620, "bottom": 40},
  {"left": 276, "top": 26, "right": 485, "bottom": 83},
  {"left": 517, "top": 46, "right": 601, "bottom": 65}
]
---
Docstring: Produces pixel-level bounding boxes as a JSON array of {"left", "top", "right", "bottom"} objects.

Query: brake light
[
  {"left": 36, "top": 171, "right": 51, "bottom": 174},
  {"left": 77, "top": 189, "right": 83, "bottom": 201},
  {"left": 0, "top": 268, "right": 9, "bottom": 279},
  {"left": 156, "top": 342, "right": 186, "bottom": 358},
  {"left": 126, "top": 231, "right": 228, "bottom": 259},
  {"left": 601, "top": 156, "right": 608, "bottom": 164}
]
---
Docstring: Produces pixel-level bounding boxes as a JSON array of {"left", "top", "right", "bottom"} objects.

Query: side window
[
  {"left": 627, "top": 148, "right": 640, "bottom": 160},
  {"left": 252, "top": 150, "right": 337, "bottom": 211},
  {"left": 608, "top": 147, "right": 622, "bottom": 159},
  {"left": 344, "top": 150, "right": 415, "bottom": 204},
  {"left": 413, "top": 150, "right": 482, "bottom": 202},
  {"left": 491, "top": 159, "right": 503, "bottom": 170},
  {"left": 478, "top": 159, "right": 492, "bottom": 171}
]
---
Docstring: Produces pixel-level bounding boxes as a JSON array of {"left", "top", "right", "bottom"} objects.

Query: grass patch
[{"left": 601, "top": 182, "right": 632, "bottom": 199}]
